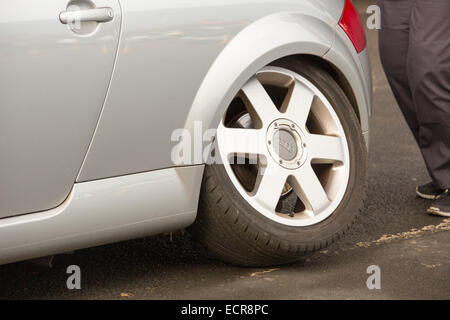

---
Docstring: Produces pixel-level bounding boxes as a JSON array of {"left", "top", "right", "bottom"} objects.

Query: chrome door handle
[{"left": 59, "top": 7, "right": 114, "bottom": 24}]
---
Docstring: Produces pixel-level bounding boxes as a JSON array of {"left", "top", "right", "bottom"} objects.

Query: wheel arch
[
  {"left": 174, "top": 12, "right": 336, "bottom": 166},
  {"left": 178, "top": 12, "right": 370, "bottom": 167}
]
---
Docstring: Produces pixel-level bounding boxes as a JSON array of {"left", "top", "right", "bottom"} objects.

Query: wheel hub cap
[{"left": 266, "top": 119, "right": 307, "bottom": 170}]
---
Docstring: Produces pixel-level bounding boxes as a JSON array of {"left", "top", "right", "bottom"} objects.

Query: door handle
[{"left": 59, "top": 7, "right": 114, "bottom": 24}]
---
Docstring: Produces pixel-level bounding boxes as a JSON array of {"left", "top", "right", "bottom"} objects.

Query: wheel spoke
[
  {"left": 283, "top": 80, "right": 315, "bottom": 127},
  {"left": 216, "top": 122, "right": 265, "bottom": 157},
  {"left": 307, "top": 134, "right": 345, "bottom": 163},
  {"left": 290, "top": 165, "right": 330, "bottom": 214},
  {"left": 241, "top": 77, "right": 279, "bottom": 126},
  {"left": 252, "top": 163, "right": 288, "bottom": 212}
]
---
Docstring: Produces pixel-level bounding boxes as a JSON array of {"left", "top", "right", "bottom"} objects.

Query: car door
[{"left": 0, "top": 0, "right": 121, "bottom": 218}]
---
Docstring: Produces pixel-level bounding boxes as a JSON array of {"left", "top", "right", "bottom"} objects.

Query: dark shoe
[
  {"left": 416, "top": 182, "right": 446, "bottom": 200},
  {"left": 427, "top": 191, "right": 450, "bottom": 217}
]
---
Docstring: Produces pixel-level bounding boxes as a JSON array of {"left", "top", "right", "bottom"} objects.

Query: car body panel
[
  {"left": 315, "top": 0, "right": 345, "bottom": 22},
  {"left": 0, "top": 165, "right": 203, "bottom": 265},
  {"left": 77, "top": 0, "right": 341, "bottom": 181},
  {"left": 0, "top": 0, "right": 122, "bottom": 218},
  {"left": 324, "top": 25, "right": 373, "bottom": 143}
]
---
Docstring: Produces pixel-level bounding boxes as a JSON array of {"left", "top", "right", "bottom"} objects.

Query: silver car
[{"left": 0, "top": 0, "right": 372, "bottom": 266}]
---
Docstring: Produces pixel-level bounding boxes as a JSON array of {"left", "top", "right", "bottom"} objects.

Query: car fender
[{"left": 176, "top": 12, "right": 336, "bottom": 165}]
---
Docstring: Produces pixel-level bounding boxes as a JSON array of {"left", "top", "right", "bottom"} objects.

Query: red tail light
[{"left": 338, "top": 0, "right": 367, "bottom": 53}]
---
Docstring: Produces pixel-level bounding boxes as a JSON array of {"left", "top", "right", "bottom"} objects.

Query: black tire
[{"left": 189, "top": 57, "right": 367, "bottom": 267}]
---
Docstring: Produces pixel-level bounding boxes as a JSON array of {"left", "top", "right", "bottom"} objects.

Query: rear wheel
[{"left": 190, "top": 57, "right": 367, "bottom": 266}]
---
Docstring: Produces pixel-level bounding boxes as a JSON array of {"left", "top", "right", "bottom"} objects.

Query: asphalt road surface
[{"left": 0, "top": 0, "right": 448, "bottom": 300}]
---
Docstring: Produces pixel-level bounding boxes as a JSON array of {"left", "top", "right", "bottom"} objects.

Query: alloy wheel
[{"left": 216, "top": 66, "right": 350, "bottom": 227}]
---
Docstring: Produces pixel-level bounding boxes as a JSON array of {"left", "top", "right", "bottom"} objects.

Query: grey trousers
[{"left": 378, "top": 0, "right": 450, "bottom": 189}]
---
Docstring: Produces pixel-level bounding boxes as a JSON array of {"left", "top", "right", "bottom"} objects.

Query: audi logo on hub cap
[
  {"left": 273, "top": 129, "right": 298, "bottom": 161},
  {"left": 266, "top": 119, "right": 308, "bottom": 170}
]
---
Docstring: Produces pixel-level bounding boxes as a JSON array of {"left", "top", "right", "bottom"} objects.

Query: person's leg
[
  {"left": 378, "top": 0, "right": 419, "bottom": 142},
  {"left": 407, "top": 0, "right": 450, "bottom": 190}
]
